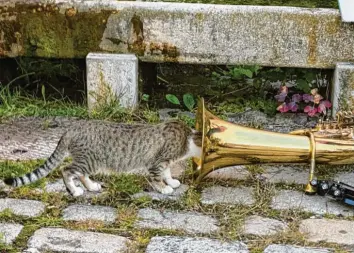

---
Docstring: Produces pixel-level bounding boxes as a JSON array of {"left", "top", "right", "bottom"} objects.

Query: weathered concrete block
[
  {"left": 1, "top": 1, "right": 354, "bottom": 68},
  {"left": 271, "top": 190, "right": 354, "bottom": 216},
  {"left": 205, "top": 166, "right": 250, "bottom": 180},
  {"left": 100, "top": 3, "right": 354, "bottom": 68},
  {"left": 242, "top": 215, "right": 288, "bottom": 236},
  {"left": 135, "top": 208, "right": 219, "bottom": 234},
  {"left": 26, "top": 227, "right": 130, "bottom": 253},
  {"left": 86, "top": 53, "right": 138, "bottom": 110},
  {"left": 263, "top": 244, "right": 333, "bottom": 253},
  {"left": 299, "top": 218, "right": 354, "bottom": 246},
  {"left": 146, "top": 236, "right": 249, "bottom": 253},
  {"left": 201, "top": 186, "right": 255, "bottom": 206},
  {"left": 0, "top": 223, "right": 23, "bottom": 245},
  {"left": 261, "top": 165, "right": 308, "bottom": 185},
  {"left": 62, "top": 204, "right": 117, "bottom": 224},
  {"left": 331, "top": 62, "right": 354, "bottom": 117},
  {"left": 0, "top": 198, "right": 45, "bottom": 217}
]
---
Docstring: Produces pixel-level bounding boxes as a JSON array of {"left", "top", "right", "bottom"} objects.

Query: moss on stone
[{"left": 6, "top": 4, "right": 112, "bottom": 57}]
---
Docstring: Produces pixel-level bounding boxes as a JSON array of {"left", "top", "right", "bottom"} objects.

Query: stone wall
[{"left": 1, "top": 0, "right": 354, "bottom": 68}]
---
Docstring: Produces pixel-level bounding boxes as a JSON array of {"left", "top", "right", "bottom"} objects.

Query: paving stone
[
  {"left": 299, "top": 218, "right": 354, "bottom": 246},
  {"left": 206, "top": 166, "right": 250, "bottom": 180},
  {"left": 0, "top": 223, "right": 23, "bottom": 244},
  {"left": 334, "top": 171, "right": 354, "bottom": 186},
  {"left": 86, "top": 53, "right": 138, "bottom": 110},
  {"left": 0, "top": 198, "right": 45, "bottom": 217},
  {"left": 26, "top": 227, "right": 130, "bottom": 253},
  {"left": 242, "top": 215, "right": 288, "bottom": 236},
  {"left": 62, "top": 204, "right": 117, "bottom": 224},
  {"left": 44, "top": 179, "right": 74, "bottom": 193},
  {"left": 261, "top": 165, "right": 308, "bottom": 185},
  {"left": 132, "top": 184, "right": 189, "bottom": 201},
  {"left": 135, "top": 208, "right": 219, "bottom": 234},
  {"left": 271, "top": 190, "right": 354, "bottom": 216},
  {"left": 263, "top": 244, "right": 333, "bottom": 253},
  {"left": 201, "top": 186, "right": 255, "bottom": 206},
  {"left": 145, "top": 236, "right": 249, "bottom": 253}
]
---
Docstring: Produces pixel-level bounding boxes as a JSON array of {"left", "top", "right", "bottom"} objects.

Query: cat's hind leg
[
  {"left": 162, "top": 167, "right": 180, "bottom": 189},
  {"left": 148, "top": 162, "right": 174, "bottom": 194},
  {"left": 62, "top": 165, "right": 85, "bottom": 197}
]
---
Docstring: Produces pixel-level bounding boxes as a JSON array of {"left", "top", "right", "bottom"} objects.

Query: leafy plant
[
  {"left": 212, "top": 65, "right": 261, "bottom": 81},
  {"left": 183, "top": 93, "right": 195, "bottom": 111},
  {"left": 141, "top": 94, "right": 150, "bottom": 102},
  {"left": 165, "top": 93, "right": 196, "bottom": 111},
  {"left": 166, "top": 94, "right": 180, "bottom": 105}
]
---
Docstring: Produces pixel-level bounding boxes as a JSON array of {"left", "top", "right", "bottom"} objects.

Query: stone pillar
[
  {"left": 86, "top": 53, "right": 138, "bottom": 111},
  {"left": 331, "top": 62, "right": 354, "bottom": 117}
]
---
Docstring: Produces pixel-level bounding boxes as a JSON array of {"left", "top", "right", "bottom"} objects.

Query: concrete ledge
[{"left": 1, "top": 1, "right": 354, "bottom": 68}]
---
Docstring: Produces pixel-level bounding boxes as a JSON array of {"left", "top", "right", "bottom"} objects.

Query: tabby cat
[{"left": 4, "top": 120, "right": 202, "bottom": 197}]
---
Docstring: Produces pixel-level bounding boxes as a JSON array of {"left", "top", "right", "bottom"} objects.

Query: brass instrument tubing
[{"left": 307, "top": 132, "right": 316, "bottom": 193}]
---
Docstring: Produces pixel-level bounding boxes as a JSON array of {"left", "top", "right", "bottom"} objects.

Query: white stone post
[
  {"left": 86, "top": 53, "right": 138, "bottom": 111},
  {"left": 331, "top": 62, "right": 354, "bottom": 117},
  {"left": 338, "top": 0, "right": 354, "bottom": 22}
]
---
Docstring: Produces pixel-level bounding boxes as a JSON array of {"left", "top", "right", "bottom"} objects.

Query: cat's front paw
[
  {"left": 71, "top": 187, "right": 84, "bottom": 197},
  {"left": 166, "top": 179, "right": 181, "bottom": 189},
  {"left": 160, "top": 185, "right": 174, "bottom": 194}
]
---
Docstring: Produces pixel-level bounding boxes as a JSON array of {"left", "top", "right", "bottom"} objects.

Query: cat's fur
[{"left": 4, "top": 120, "right": 202, "bottom": 196}]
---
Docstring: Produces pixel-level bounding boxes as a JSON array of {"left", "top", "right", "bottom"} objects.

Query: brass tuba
[{"left": 192, "top": 98, "right": 354, "bottom": 194}]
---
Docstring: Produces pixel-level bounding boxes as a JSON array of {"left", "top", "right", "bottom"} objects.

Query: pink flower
[
  {"left": 287, "top": 101, "right": 298, "bottom": 112},
  {"left": 304, "top": 105, "right": 317, "bottom": 116},
  {"left": 277, "top": 103, "right": 289, "bottom": 113},
  {"left": 292, "top": 94, "right": 302, "bottom": 103},
  {"left": 275, "top": 93, "right": 287, "bottom": 102},
  {"left": 302, "top": 94, "right": 313, "bottom": 103},
  {"left": 318, "top": 103, "right": 326, "bottom": 114},
  {"left": 321, "top": 100, "right": 332, "bottom": 108},
  {"left": 318, "top": 100, "right": 332, "bottom": 114}
]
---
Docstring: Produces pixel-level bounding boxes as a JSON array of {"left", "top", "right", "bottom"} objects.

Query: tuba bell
[{"left": 192, "top": 98, "right": 354, "bottom": 194}]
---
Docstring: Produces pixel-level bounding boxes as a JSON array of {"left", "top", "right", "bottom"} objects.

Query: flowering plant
[{"left": 275, "top": 86, "right": 332, "bottom": 117}]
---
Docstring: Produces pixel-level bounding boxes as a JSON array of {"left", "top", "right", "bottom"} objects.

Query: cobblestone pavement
[{"left": 1, "top": 117, "right": 354, "bottom": 252}]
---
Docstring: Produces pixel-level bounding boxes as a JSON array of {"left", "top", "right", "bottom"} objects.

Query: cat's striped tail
[{"left": 4, "top": 135, "right": 69, "bottom": 187}]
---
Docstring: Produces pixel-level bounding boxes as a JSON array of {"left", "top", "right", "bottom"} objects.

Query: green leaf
[
  {"left": 230, "top": 68, "right": 242, "bottom": 80},
  {"left": 41, "top": 84, "right": 46, "bottom": 104},
  {"left": 304, "top": 72, "right": 316, "bottom": 83},
  {"left": 249, "top": 65, "right": 261, "bottom": 75},
  {"left": 211, "top": 72, "right": 220, "bottom": 78},
  {"left": 296, "top": 79, "right": 311, "bottom": 93},
  {"left": 183, "top": 93, "right": 195, "bottom": 111},
  {"left": 166, "top": 94, "right": 180, "bottom": 105},
  {"left": 142, "top": 94, "right": 149, "bottom": 102},
  {"left": 238, "top": 68, "right": 253, "bottom": 78}
]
